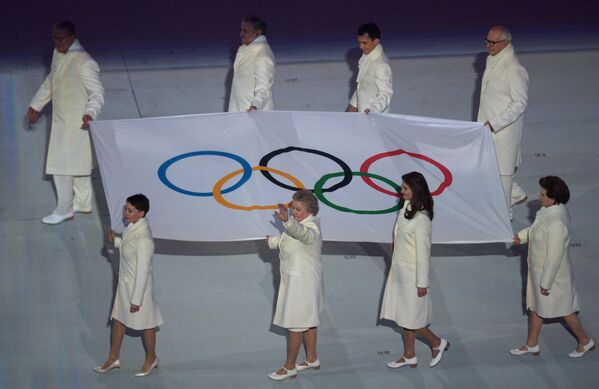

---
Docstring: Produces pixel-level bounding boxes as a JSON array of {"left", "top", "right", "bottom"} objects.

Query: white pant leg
[
  {"left": 53, "top": 174, "right": 74, "bottom": 215},
  {"left": 500, "top": 174, "right": 513, "bottom": 219},
  {"left": 73, "top": 176, "right": 92, "bottom": 212},
  {"left": 511, "top": 180, "right": 527, "bottom": 205}
]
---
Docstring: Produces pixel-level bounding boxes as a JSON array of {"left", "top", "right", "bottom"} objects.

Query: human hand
[
  {"left": 130, "top": 304, "right": 140, "bottom": 313},
  {"left": 484, "top": 121, "right": 494, "bottom": 132},
  {"left": 347, "top": 105, "right": 358, "bottom": 112},
  {"left": 108, "top": 229, "right": 116, "bottom": 242},
  {"left": 81, "top": 114, "right": 93, "bottom": 129},
  {"left": 27, "top": 107, "right": 40, "bottom": 123},
  {"left": 540, "top": 287, "right": 550, "bottom": 296},
  {"left": 247, "top": 106, "right": 257, "bottom": 112},
  {"left": 364, "top": 108, "right": 370, "bottom": 114},
  {"left": 417, "top": 287, "right": 428, "bottom": 297},
  {"left": 513, "top": 234, "right": 521, "bottom": 245},
  {"left": 275, "top": 203, "right": 289, "bottom": 222}
]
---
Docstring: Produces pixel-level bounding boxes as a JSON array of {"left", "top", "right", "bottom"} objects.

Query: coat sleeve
[
  {"left": 267, "top": 236, "right": 281, "bottom": 249},
  {"left": 283, "top": 218, "right": 320, "bottom": 245},
  {"left": 369, "top": 62, "right": 393, "bottom": 113},
  {"left": 250, "top": 54, "right": 275, "bottom": 109},
  {"left": 488, "top": 64, "right": 528, "bottom": 132},
  {"left": 130, "top": 237, "right": 154, "bottom": 306},
  {"left": 349, "top": 90, "right": 358, "bottom": 108},
  {"left": 517, "top": 227, "right": 530, "bottom": 244},
  {"left": 414, "top": 215, "right": 432, "bottom": 288},
  {"left": 30, "top": 74, "right": 53, "bottom": 112},
  {"left": 80, "top": 58, "right": 105, "bottom": 120},
  {"left": 540, "top": 221, "right": 568, "bottom": 290}
]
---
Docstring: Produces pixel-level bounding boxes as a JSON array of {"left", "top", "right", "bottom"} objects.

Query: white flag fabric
[{"left": 90, "top": 111, "right": 513, "bottom": 243}]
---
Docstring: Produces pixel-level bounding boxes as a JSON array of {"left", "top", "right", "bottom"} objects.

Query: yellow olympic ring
[{"left": 213, "top": 166, "right": 305, "bottom": 211}]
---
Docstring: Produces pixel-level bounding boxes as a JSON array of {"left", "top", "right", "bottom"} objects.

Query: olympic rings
[
  {"left": 259, "top": 146, "right": 353, "bottom": 192},
  {"left": 359, "top": 149, "right": 453, "bottom": 197},
  {"left": 158, "top": 151, "right": 252, "bottom": 197},
  {"left": 213, "top": 166, "right": 305, "bottom": 211},
  {"left": 314, "top": 171, "right": 404, "bottom": 215}
]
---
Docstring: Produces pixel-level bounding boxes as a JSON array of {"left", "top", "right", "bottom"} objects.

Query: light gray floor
[{"left": 1, "top": 30, "right": 599, "bottom": 388}]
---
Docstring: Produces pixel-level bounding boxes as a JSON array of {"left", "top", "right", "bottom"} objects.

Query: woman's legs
[
  {"left": 279, "top": 330, "right": 303, "bottom": 372},
  {"left": 401, "top": 328, "right": 417, "bottom": 359},
  {"left": 563, "top": 313, "right": 592, "bottom": 351},
  {"left": 302, "top": 327, "right": 318, "bottom": 362},
  {"left": 524, "top": 310, "right": 544, "bottom": 347},
  {"left": 416, "top": 327, "right": 442, "bottom": 358},
  {"left": 101, "top": 319, "right": 126, "bottom": 368},
  {"left": 140, "top": 328, "right": 157, "bottom": 371}
]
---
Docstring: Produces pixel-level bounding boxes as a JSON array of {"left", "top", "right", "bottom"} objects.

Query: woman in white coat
[
  {"left": 267, "top": 190, "right": 324, "bottom": 381},
  {"left": 511, "top": 176, "right": 594, "bottom": 357},
  {"left": 94, "top": 194, "right": 164, "bottom": 376},
  {"left": 380, "top": 172, "right": 449, "bottom": 368}
]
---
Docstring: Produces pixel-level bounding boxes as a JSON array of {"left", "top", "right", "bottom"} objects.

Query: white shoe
[
  {"left": 569, "top": 339, "right": 595, "bottom": 358},
  {"left": 430, "top": 338, "right": 450, "bottom": 367},
  {"left": 134, "top": 357, "right": 159, "bottom": 377},
  {"left": 387, "top": 356, "right": 417, "bottom": 368},
  {"left": 296, "top": 358, "right": 320, "bottom": 371},
  {"left": 93, "top": 359, "right": 121, "bottom": 374},
  {"left": 268, "top": 366, "right": 297, "bottom": 380},
  {"left": 41, "top": 212, "right": 74, "bottom": 225},
  {"left": 511, "top": 194, "right": 527, "bottom": 207},
  {"left": 510, "top": 344, "right": 540, "bottom": 356}
]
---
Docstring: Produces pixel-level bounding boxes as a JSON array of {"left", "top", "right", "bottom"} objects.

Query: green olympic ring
[{"left": 314, "top": 171, "right": 404, "bottom": 214}]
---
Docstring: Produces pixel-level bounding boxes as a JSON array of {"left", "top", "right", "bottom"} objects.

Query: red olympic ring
[{"left": 359, "top": 149, "right": 453, "bottom": 197}]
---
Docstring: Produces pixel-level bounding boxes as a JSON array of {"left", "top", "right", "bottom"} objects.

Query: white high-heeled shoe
[
  {"left": 387, "top": 356, "right": 418, "bottom": 369},
  {"left": 568, "top": 339, "right": 595, "bottom": 358},
  {"left": 510, "top": 344, "right": 540, "bottom": 356},
  {"left": 268, "top": 366, "right": 298, "bottom": 380},
  {"left": 296, "top": 358, "right": 320, "bottom": 371},
  {"left": 430, "top": 338, "right": 450, "bottom": 367},
  {"left": 93, "top": 359, "right": 121, "bottom": 374},
  {"left": 134, "top": 357, "right": 159, "bottom": 377}
]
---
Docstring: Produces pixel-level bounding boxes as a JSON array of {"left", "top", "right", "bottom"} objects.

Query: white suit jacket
[
  {"left": 30, "top": 40, "right": 104, "bottom": 175},
  {"left": 228, "top": 35, "right": 275, "bottom": 112},
  {"left": 350, "top": 44, "right": 393, "bottom": 113},
  {"left": 111, "top": 218, "right": 164, "bottom": 330},
  {"left": 517, "top": 204, "right": 579, "bottom": 318},
  {"left": 268, "top": 215, "right": 324, "bottom": 328},
  {"left": 477, "top": 44, "right": 529, "bottom": 175}
]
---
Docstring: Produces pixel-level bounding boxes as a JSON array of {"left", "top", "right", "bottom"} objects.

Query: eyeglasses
[{"left": 485, "top": 39, "right": 507, "bottom": 47}]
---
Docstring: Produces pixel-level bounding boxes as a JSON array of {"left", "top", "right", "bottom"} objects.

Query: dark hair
[
  {"left": 357, "top": 22, "right": 381, "bottom": 40},
  {"left": 55, "top": 20, "right": 76, "bottom": 36},
  {"left": 127, "top": 193, "right": 150, "bottom": 215},
  {"left": 539, "top": 176, "right": 570, "bottom": 204},
  {"left": 243, "top": 15, "right": 267, "bottom": 36},
  {"left": 292, "top": 189, "right": 319, "bottom": 215},
  {"left": 402, "top": 172, "right": 434, "bottom": 220}
]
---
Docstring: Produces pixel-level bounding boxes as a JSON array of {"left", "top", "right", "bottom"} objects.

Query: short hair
[
  {"left": 127, "top": 193, "right": 150, "bottom": 215},
  {"left": 243, "top": 15, "right": 267, "bottom": 36},
  {"left": 490, "top": 26, "right": 512, "bottom": 41},
  {"left": 402, "top": 171, "right": 434, "bottom": 220},
  {"left": 357, "top": 22, "right": 381, "bottom": 40},
  {"left": 55, "top": 20, "right": 76, "bottom": 36},
  {"left": 292, "top": 189, "right": 319, "bottom": 216},
  {"left": 539, "top": 176, "right": 570, "bottom": 204}
]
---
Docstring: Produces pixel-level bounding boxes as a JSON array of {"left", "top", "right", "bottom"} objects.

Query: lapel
[
  {"left": 52, "top": 40, "right": 85, "bottom": 83},
  {"left": 357, "top": 44, "right": 383, "bottom": 83},
  {"left": 122, "top": 218, "right": 147, "bottom": 246},
  {"left": 234, "top": 36, "right": 267, "bottom": 71}
]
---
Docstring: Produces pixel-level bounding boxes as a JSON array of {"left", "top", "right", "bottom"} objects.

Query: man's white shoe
[{"left": 41, "top": 212, "right": 74, "bottom": 225}]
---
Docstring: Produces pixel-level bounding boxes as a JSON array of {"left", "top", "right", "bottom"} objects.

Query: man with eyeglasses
[
  {"left": 478, "top": 26, "right": 529, "bottom": 220},
  {"left": 28, "top": 20, "right": 104, "bottom": 225}
]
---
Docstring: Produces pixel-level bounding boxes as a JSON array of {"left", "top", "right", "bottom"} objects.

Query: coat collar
[
  {"left": 234, "top": 35, "right": 269, "bottom": 69},
  {"left": 482, "top": 44, "right": 515, "bottom": 89},
  {"left": 122, "top": 217, "right": 149, "bottom": 242},
  {"left": 357, "top": 44, "right": 385, "bottom": 82}
]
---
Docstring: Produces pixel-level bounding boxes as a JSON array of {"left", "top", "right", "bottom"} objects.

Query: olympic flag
[{"left": 90, "top": 111, "right": 513, "bottom": 243}]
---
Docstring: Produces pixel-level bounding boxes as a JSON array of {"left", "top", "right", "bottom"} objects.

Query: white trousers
[
  {"left": 500, "top": 175, "right": 514, "bottom": 219},
  {"left": 53, "top": 175, "right": 92, "bottom": 215}
]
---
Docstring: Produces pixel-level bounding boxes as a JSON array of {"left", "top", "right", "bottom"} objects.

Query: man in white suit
[
  {"left": 28, "top": 20, "right": 104, "bottom": 224},
  {"left": 478, "top": 26, "right": 529, "bottom": 219},
  {"left": 347, "top": 22, "right": 393, "bottom": 113},
  {"left": 228, "top": 15, "right": 275, "bottom": 112}
]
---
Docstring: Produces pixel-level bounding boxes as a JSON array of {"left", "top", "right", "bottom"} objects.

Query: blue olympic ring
[{"left": 157, "top": 151, "right": 252, "bottom": 197}]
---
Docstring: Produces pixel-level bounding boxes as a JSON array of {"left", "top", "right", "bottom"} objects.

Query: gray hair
[
  {"left": 491, "top": 26, "right": 512, "bottom": 41},
  {"left": 292, "top": 189, "right": 319, "bottom": 215}
]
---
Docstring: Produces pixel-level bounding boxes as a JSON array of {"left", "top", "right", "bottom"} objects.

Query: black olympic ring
[{"left": 258, "top": 146, "right": 353, "bottom": 193}]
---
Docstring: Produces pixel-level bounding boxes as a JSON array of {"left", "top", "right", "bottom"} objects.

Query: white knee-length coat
[
  {"left": 228, "top": 35, "right": 275, "bottom": 112},
  {"left": 380, "top": 202, "right": 432, "bottom": 329},
  {"left": 268, "top": 215, "right": 324, "bottom": 329},
  {"left": 111, "top": 217, "right": 163, "bottom": 330},
  {"left": 349, "top": 44, "right": 393, "bottom": 113},
  {"left": 477, "top": 44, "right": 528, "bottom": 175},
  {"left": 517, "top": 204, "right": 580, "bottom": 318},
  {"left": 29, "top": 40, "right": 104, "bottom": 176}
]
